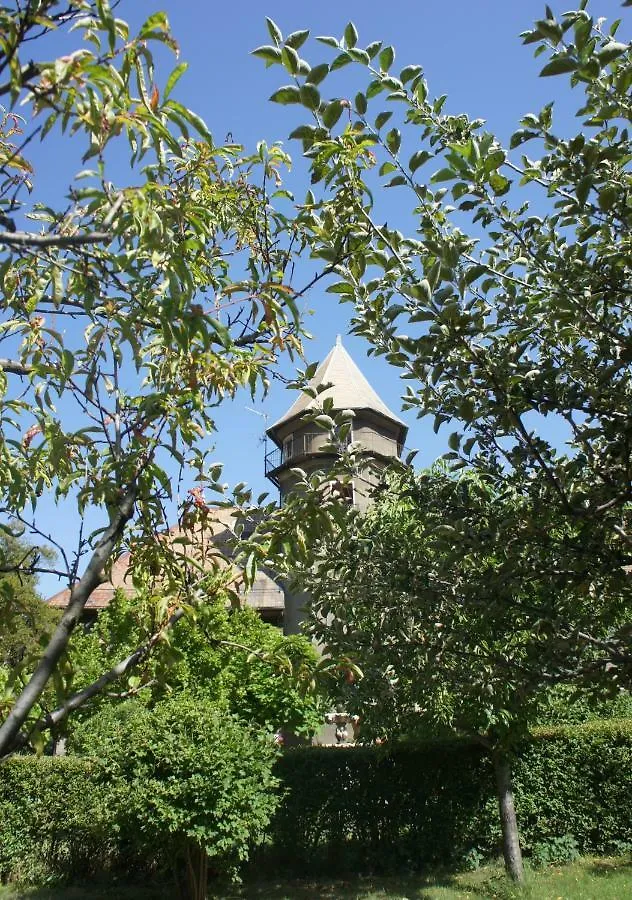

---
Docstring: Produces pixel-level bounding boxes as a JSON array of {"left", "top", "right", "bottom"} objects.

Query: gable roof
[{"left": 268, "top": 337, "right": 406, "bottom": 438}]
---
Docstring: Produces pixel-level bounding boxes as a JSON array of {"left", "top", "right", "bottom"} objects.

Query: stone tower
[{"left": 265, "top": 337, "right": 407, "bottom": 633}]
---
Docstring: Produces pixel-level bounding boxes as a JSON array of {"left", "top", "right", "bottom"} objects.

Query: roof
[
  {"left": 268, "top": 337, "right": 406, "bottom": 437},
  {"left": 47, "top": 507, "right": 284, "bottom": 612}
]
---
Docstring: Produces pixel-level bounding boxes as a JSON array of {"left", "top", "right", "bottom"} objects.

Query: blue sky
[{"left": 14, "top": 0, "right": 628, "bottom": 596}]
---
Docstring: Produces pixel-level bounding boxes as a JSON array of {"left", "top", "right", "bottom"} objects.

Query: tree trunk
[
  {"left": 493, "top": 750, "right": 524, "bottom": 883},
  {"left": 185, "top": 843, "right": 208, "bottom": 900},
  {"left": 0, "top": 486, "right": 136, "bottom": 757}
]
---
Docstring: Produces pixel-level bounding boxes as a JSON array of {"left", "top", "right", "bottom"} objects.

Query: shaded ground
[{"left": 1, "top": 855, "right": 631, "bottom": 899}]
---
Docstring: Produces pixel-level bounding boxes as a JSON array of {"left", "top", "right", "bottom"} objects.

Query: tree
[
  {"left": 257, "top": 4, "right": 632, "bottom": 880},
  {"left": 71, "top": 694, "right": 280, "bottom": 899},
  {"left": 0, "top": 1, "right": 341, "bottom": 756},
  {"left": 67, "top": 588, "right": 326, "bottom": 738},
  {"left": 0, "top": 530, "right": 58, "bottom": 670},
  {"left": 266, "top": 463, "right": 632, "bottom": 880}
]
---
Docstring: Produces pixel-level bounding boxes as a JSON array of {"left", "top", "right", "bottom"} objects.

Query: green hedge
[
  {"left": 259, "top": 718, "right": 632, "bottom": 874},
  {"left": 1, "top": 718, "right": 631, "bottom": 883},
  {"left": 0, "top": 756, "right": 114, "bottom": 883}
]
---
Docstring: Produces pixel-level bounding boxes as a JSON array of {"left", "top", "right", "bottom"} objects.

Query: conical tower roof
[{"left": 268, "top": 337, "right": 406, "bottom": 441}]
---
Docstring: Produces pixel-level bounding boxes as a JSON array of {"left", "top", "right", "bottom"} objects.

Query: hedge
[
  {"left": 259, "top": 718, "right": 632, "bottom": 874},
  {"left": 1, "top": 718, "right": 631, "bottom": 883}
]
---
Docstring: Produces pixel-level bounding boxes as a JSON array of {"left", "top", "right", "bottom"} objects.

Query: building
[
  {"left": 265, "top": 336, "right": 407, "bottom": 634},
  {"left": 48, "top": 337, "right": 407, "bottom": 635}
]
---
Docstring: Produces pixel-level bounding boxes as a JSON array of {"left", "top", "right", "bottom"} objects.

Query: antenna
[{"left": 245, "top": 406, "right": 270, "bottom": 453}]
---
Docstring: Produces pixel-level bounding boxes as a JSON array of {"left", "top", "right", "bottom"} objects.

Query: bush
[
  {"left": 73, "top": 694, "right": 280, "bottom": 893},
  {"left": 1, "top": 717, "right": 631, "bottom": 885},
  {"left": 0, "top": 695, "right": 280, "bottom": 895},
  {"left": 0, "top": 756, "right": 113, "bottom": 883},
  {"left": 259, "top": 718, "right": 632, "bottom": 875}
]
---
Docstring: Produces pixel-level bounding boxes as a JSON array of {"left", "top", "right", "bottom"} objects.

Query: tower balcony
[{"left": 265, "top": 431, "right": 405, "bottom": 485}]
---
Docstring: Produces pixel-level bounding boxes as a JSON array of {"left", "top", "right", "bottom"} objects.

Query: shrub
[
  {"left": 72, "top": 694, "right": 280, "bottom": 897},
  {"left": 1, "top": 717, "right": 631, "bottom": 885},
  {"left": 0, "top": 756, "right": 112, "bottom": 883},
  {"left": 259, "top": 718, "right": 632, "bottom": 875}
]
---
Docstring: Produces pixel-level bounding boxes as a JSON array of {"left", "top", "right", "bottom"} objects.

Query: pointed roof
[{"left": 268, "top": 337, "right": 406, "bottom": 438}]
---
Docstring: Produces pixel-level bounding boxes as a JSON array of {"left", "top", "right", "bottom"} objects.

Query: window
[
  {"left": 283, "top": 435, "right": 294, "bottom": 462},
  {"left": 333, "top": 481, "right": 354, "bottom": 505}
]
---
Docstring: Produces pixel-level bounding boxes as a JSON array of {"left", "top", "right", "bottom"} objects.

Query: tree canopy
[
  {"left": 260, "top": 3, "right": 632, "bottom": 694},
  {"left": 0, "top": 0, "right": 340, "bottom": 756},
  {"left": 255, "top": 4, "right": 631, "bottom": 880}
]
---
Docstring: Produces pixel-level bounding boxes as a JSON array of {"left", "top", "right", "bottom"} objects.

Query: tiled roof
[
  {"left": 268, "top": 337, "right": 406, "bottom": 435},
  {"left": 47, "top": 508, "right": 284, "bottom": 612}
]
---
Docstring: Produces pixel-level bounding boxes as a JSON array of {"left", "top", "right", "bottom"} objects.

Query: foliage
[
  {"left": 259, "top": 5, "right": 632, "bottom": 697},
  {"left": 2, "top": 718, "right": 631, "bottom": 886},
  {"left": 0, "top": 531, "right": 58, "bottom": 672},
  {"left": 67, "top": 589, "right": 325, "bottom": 737},
  {"left": 72, "top": 694, "right": 280, "bottom": 894},
  {"left": 0, "top": 755, "right": 112, "bottom": 885},
  {"left": 256, "top": 8, "right": 631, "bottom": 880},
  {"left": 0, "top": 0, "right": 339, "bottom": 754},
  {"left": 263, "top": 719, "right": 632, "bottom": 875},
  {"left": 269, "top": 466, "right": 632, "bottom": 746}
]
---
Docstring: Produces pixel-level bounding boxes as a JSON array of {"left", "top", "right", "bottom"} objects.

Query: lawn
[{"left": 1, "top": 856, "right": 631, "bottom": 899}]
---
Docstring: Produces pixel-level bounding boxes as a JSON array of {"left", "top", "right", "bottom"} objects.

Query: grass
[{"left": 1, "top": 855, "right": 631, "bottom": 899}]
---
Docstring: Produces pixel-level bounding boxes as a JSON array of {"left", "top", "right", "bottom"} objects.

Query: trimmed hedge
[
  {"left": 0, "top": 756, "right": 114, "bottom": 883},
  {"left": 259, "top": 718, "right": 632, "bottom": 874},
  {"left": 1, "top": 718, "right": 631, "bottom": 883}
]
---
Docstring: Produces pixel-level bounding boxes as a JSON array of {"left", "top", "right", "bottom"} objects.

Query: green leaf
[
  {"left": 270, "top": 85, "right": 302, "bottom": 105},
  {"left": 348, "top": 48, "right": 370, "bottom": 65},
  {"left": 539, "top": 56, "right": 577, "bottom": 76},
  {"left": 282, "top": 45, "right": 300, "bottom": 74},
  {"left": 575, "top": 175, "right": 592, "bottom": 206},
  {"left": 322, "top": 100, "right": 344, "bottom": 129},
  {"left": 331, "top": 52, "right": 352, "bottom": 71},
  {"left": 139, "top": 12, "right": 169, "bottom": 39},
  {"left": 431, "top": 168, "right": 456, "bottom": 183},
  {"left": 448, "top": 431, "right": 461, "bottom": 451},
  {"left": 375, "top": 111, "right": 392, "bottom": 130},
  {"left": 386, "top": 128, "right": 401, "bottom": 154},
  {"left": 300, "top": 84, "right": 320, "bottom": 110},
  {"left": 306, "top": 63, "right": 329, "bottom": 85},
  {"left": 597, "top": 41, "right": 628, "bottom": 64},
  {"left": 465, "top": 264, "right": 488, "bottom": 285},
  {"left": 344, "top": 22, "right": 358, "bottom": 48},
  {"left": 251, "top": 45, "right": 283, "bottom": 66},
  {"left": 286, "top": 29, "right": 310, "bottom": 50},
  {"left": 409, "top": 150, "right": 431, "bottom": 173},
  {"left": 355, "top": 92, "right": 367, "bottom": 115},
  {"left": 489, "top": 173, "right": 510, "bottom": 195},
  {"left": 316, "top": 35, "right": 339, "bottom": 48},
  {"left": 289, "top": 125, "right": 318, "bottom": 140},
  {"left": 379, "top": 46, "right": 395, "bottom": 71},
  {"left": 164, "top": 62, "right": 188, "bottom": 99},
  {"left": 209, "top": 317, "right": 232, "bottom": 349},
  {"left": 598, "top": 185, "right": 617, "bottom": 211},
  {"left": 266, "top": 17, "right": 283, "bottom": 46},
  {"left": 400, "top": 64, "right": 422, "bottom": 83}
]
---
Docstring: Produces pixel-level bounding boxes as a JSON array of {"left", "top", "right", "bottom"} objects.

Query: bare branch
[
  {"left": 0, "top": 229, "right": 111, "bottom": 249},
  {"left": 0, "top": 358, "right": 32, "bottom": 376}
]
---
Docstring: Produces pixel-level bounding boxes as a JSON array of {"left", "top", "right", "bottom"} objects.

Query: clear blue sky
[{"left": 20, "top": 0, "right": 628, "bottom": 596}]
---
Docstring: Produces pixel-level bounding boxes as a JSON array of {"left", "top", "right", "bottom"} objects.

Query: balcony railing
[{"left": 265, "top": 432, "right": 404, "bottom": 477}]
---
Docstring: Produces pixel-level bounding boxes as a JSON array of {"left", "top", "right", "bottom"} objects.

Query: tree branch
[
  {"left": 0, "top": 358, "right": 32, "bottom": 376},
  {"left": 0, "top": 229, "right": 111, "bottom": 249}
]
